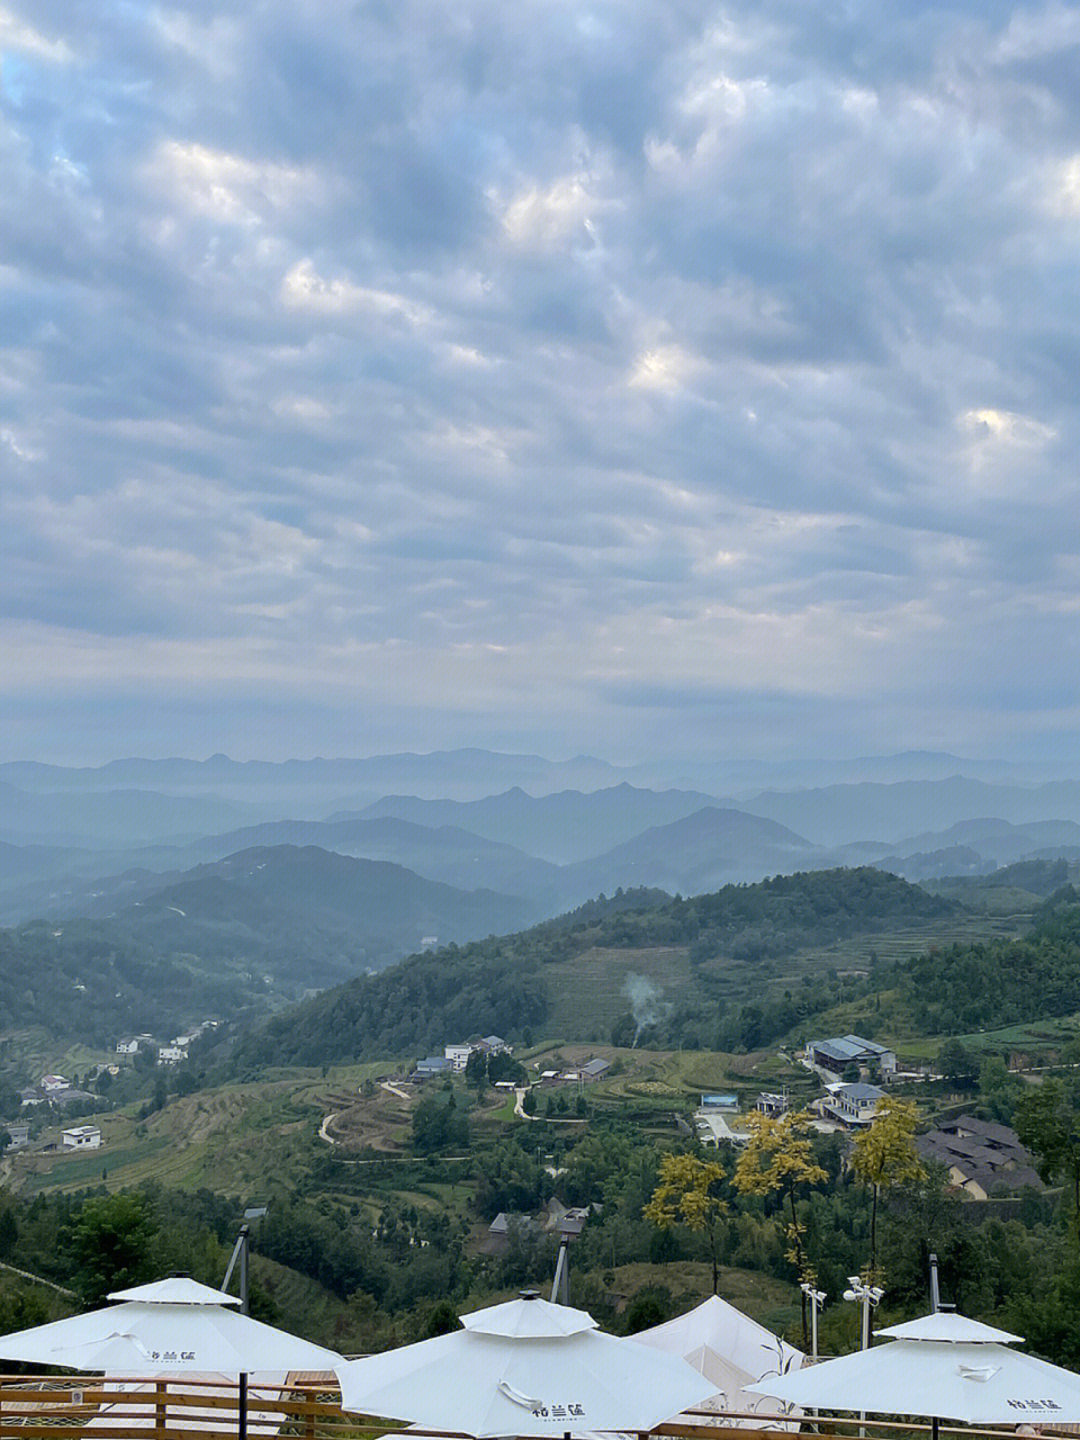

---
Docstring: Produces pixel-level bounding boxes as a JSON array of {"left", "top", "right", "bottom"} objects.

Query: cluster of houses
[
  {"left": 916, "top": 1114, "right": 1043, "bottom": 1198},
  {"left": 411, "top": 1040, "right": 614, "bottom": 1090},
  {"left": 803, "top": 1032, "right": 902, "bottom": 1131},
  {"left": 413, "top": 1035, "right": 514, "bottom": 1080},
  {"left": 533, "top": 1057, "right": 611, "bottom": 1085},
  {"left": 1, "top": 1117, "right": 102, "bottom": 1153},
  {"left": 804, "top": 1034, "right": 1042, "bottom": 1197},
  {"left": 116, "top": 1019, "right": 217, "bottom": 1065},
  {"left": 18, "top": 1073, "right": 97, "bottom": 1110},
  {"left": 483, "top": 1196, "right": 601, "bottom": 1255}
]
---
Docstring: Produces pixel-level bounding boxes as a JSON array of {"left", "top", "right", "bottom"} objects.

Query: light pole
[
  {"left": 843, "top": 1276, "right": 884, "bottom": 1434},
  {"left": 800, "top": 1283, "right": 826, "bottom": 1360}
]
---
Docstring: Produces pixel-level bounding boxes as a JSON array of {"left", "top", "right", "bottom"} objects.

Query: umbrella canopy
[
  {"left": 336, "top": 1294, "right": 717, "bottom": 1438},
  {"left": 627, "top": 1295, "right": 804, "bottom": 1429},
  {"left": 746, "top": 1311, "right": 1080, "bottom": 1425},
  {"left": 876, "top": 1313, "right": 1023, "bottom": 1344},
  {"left": 0, "top": 1275, "right": 343, "bottom": 1376}
]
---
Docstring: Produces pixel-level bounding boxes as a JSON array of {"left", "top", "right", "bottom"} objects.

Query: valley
[{"left": 5, "top": 749, "right": 1080, "bottom": 1365}]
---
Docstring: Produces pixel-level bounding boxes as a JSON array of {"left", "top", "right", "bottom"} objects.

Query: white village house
[
  {"left": 116, "top": 1034, "right": 155, "bottom": 1056},
  {"left": 817, "top": 1081, "right": 887, "bottom": 1127},
  {"left": 61, "top": 1125, "right": 102, "bottom": 1150}
]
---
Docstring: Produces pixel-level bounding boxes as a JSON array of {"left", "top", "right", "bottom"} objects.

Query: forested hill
[
  {"left": 0, "top": 846, "right": 534, "bottom": 1050},
  {"left": 892, "top": 883, "right": 1080, "bottom": 1035},
  {"left": 233, "top": 867, "right": 957, "bottom": 1068}
]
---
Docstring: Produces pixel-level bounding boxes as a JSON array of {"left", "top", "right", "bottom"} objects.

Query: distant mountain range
[
  {"left": 353, "top": 783, "right": 724, "bottom": 864},
  {"left": 9, "top": 766, "right": 1080, "bottom": 930},
  {"left": 741, "top": 776, "right": 1080, "bottom": 846},
  {"left": 557, "top": 806, "right": 816, "bottom": 899},
  {"left": 0, "top": 779, "right": 259, "bottom": 846},
  {"left": 0, "top": 750, "right": 623, "bottom": 806}
]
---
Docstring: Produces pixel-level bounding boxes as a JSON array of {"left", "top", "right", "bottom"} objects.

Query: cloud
[
  {"left": 498, "top": 170, "right": 614, "bottom": 250},
  {"left": 147, "top": 141, "right": 321, "bottom": 225},
  {"left": 0, "top": 6, "right": 73, "bottom": 62},
  {"left": 2, "top": 0, "right": 1080, "bottom": 763},
  {"left": 280, "top": 259, "right": 432, "bottom": 325}
]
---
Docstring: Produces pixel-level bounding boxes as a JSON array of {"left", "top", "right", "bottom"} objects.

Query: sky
[{"left": 2, "top": 0, "right": 1080, "bottom": 767}]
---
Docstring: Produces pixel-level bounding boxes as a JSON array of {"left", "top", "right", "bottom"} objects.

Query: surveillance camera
[
  {"left": 848, "top": 1276, "right": 862, "bottom": 1288},
  {"left": 843, "top": 1290, "right": 856, "bottom": 1302}
]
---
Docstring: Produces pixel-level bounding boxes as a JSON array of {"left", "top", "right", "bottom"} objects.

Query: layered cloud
[{"left": 2, "top": 0, "right": 1079, "bottom": 762}]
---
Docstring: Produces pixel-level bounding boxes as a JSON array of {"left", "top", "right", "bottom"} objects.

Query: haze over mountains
[{"left": 5, "top": 750, "right": 1080, "bottom": 957}]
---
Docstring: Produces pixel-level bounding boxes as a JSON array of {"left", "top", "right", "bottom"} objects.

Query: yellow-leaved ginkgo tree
[
  {"left": 850, "top": 1095, "right": 925, "bottom": 1280},
  {"left": 644, "top": 1151, "right": 727, "bottom": 1293},
  {"left": 733, "top": 1110, "right": 827, "bottom": 1344}
]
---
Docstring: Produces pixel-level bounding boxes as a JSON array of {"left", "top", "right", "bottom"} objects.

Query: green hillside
[
  {"left": 0, "top": 845, "right": 535, "bottom": 1054},
  {"left": 234, "top": 867, "right": 960, "bottom": 1066}
]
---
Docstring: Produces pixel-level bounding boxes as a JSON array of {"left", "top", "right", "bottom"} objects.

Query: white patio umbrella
[
  {"left": 336, "top": 1292, "right": 718, "bottom": 1438},
  {"left": 0, "top": 1276, "right": 343, "bottom": 1440},
  {"left": 746, "top": 1308, "right": 1080, "bottom": 1430},
  {"left": 626, "top": 1295, "right": 804, "bottom": 1429}
]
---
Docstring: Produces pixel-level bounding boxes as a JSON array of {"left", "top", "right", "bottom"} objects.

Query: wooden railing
[{"left": 0, "top": 1379, "right": 1070, "bottom": 1440}]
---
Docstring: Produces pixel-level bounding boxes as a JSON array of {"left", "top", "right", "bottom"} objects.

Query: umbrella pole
[
  {"left": 932, "top": 1418, "right": 939, "bottom": 1440},
  {"left": 238, "top": 1371, "right": 248, "bottom": 1440}
]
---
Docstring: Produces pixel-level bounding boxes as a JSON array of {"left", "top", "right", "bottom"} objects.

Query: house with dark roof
[
  {"left": 580, "top": 1057, "right": 610, "bottom": 1081},
  {"left": 476, "top": 1035, "right": 512, "bottom": 1054},
  {"left": 917, "top": 1115, "right": 1044, "bottom": 1198},
  {"left": 481, "top": 1210, "right": 540, "bottom": 1256},
  {"left": 413, "top": 1056, "right": 452, "bottom": 1079},
  {"left": 808, "top": 1034, "right": 897, "bottom": 1078}
]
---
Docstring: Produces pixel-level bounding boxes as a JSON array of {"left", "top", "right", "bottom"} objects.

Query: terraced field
[{"left": 12, "top": 1067, "right": 390, "bottom": 1198}]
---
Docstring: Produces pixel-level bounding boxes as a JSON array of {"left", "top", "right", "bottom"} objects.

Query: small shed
[{"left": 700, "top": 1093, "right": 739, "bottom": 1112}]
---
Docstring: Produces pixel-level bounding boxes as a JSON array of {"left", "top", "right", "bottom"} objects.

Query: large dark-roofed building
[{"left": 808, "top": 1033, "right": 897, "bottom": 1077}]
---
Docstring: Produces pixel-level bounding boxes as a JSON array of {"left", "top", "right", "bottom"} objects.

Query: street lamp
[
  {"left": 800, "top": 1283, "right": 826, "bottom": 1360},
  {"left": 843, "top": 1276, "right": 884, "bottom": 1435},
  {"left": 842, "top": 1275, "right": 884, "bottom": 1350}
]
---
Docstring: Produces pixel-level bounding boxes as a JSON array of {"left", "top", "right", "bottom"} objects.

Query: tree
[
  {"left": 487, "top": 1050, "right": 525, "bottom": 1085},
  {"left": 644, "top": 1151, "right": 727, "bottom": 1293},
  {"left": 732, "top": 1110, "right": 827, "bottom": 1342},
  {"left": 1015, "top": 1080, "right": 1080, "bottom": 1240},
  {"left": 850, "top": 1097, "right": 925, "bottom": 1277},
  {"left": 464, "top": 1049, "right": 488, "bottom": 1091},
  {"left": 938, "top": 1038, "right": 976, "bottom": 1086},
  {"left": 0, "top": 1207, "right": 17, "bottom": 1258},
  {"left": 67, "top": 1192, "right": 157, "bottom": 1304},
  {"left": 412, "top": 1092, "right": 470, "bottom": 1154}
]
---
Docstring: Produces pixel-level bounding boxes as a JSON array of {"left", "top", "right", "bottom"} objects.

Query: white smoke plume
[{"left": 624, "top": 973, "right": 671, "bottom": 1046}]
